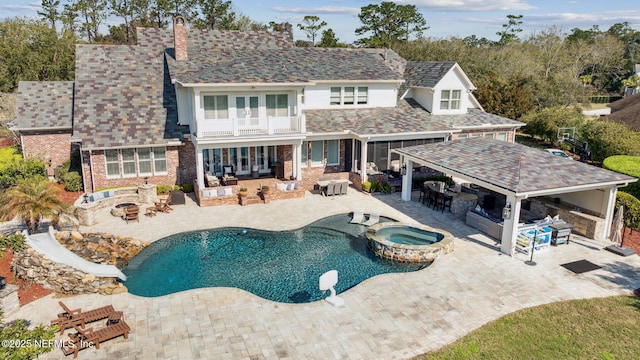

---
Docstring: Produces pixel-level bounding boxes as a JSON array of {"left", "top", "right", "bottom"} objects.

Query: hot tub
[{"left": 366, "top": 222, "right": 454, "bottom": 263}]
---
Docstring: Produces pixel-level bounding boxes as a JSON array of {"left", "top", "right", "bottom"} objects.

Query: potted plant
[
  {"left": 261, "top": 185, "right": 270, "bottom": 195},
  {"left": 239, "top": 187, "right": 248, "bottom": 197}
]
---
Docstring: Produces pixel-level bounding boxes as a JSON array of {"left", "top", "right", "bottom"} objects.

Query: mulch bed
[{"left": 621, "top": 227, "right": 640, "bottom": 254}]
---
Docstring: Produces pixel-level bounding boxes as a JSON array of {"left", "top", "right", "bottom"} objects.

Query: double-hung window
[
  {"left": 440, "top": 90, "right": 461, "bottom": 110},
  {"left": 266, "top": 94, "right": 288, "bottom": 117},
  {"left": 203, "top": 95, "right": 228, "bottom": 119},
  {"left": 330, "top": 86, "right": 368, "bottom": 106},
  {"left": 104, "top": 147, "right": 167, "bottom": 178},
  {"left": 310, "top": 140, "right": 323, "bottom": 166}
]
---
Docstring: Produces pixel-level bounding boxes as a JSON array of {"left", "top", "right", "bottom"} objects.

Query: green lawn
[{"left": 415, "top": 295, "right": 640, "bottom": 360}]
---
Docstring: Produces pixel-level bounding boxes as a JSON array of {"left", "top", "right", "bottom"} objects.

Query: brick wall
[
  {"left": 83, "top": 146, "right": 182, "bottom": 192},
  {"left": 20, "top": 131, "right": 72, "bottom": 175}
]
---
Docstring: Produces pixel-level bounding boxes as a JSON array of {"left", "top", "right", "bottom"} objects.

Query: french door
[{"left": 235, "top": 95, "right": 259, "bottom": 127}]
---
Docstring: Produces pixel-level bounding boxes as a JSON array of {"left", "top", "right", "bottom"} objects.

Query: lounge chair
[
  {"left": 52, "top": 301, "right": 116, "bottom": 335},
  {"left": 362, "top": 211, "right": 380, "bottom": 226},
  {"left": 123, "top": 205, "right": 139, "bottom": 223},
  {"left": 155, "top": 192, "right": 173, "bottom": 213},
  {"left": 62, "top": 312, "right": 130, "bottom": 358},
  {"left": 350, "top": 209, "right": 365, "bottom": 224}
]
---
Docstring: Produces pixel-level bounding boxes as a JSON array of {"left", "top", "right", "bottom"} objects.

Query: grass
[{"left": 414, "top": 295, "right": 640, "bottom": 360}]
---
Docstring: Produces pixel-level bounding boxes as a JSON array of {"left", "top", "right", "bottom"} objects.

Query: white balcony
[{"left": 196, "top": 115, "right": 306, "bottom": 138}]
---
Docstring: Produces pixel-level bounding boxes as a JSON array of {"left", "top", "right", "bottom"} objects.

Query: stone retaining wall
[
  {"left": 75, "top": 185, "right": 158, "bottom": 225},
  {"left": 11, "top": 231, "right": 148, "bottom": 295}
]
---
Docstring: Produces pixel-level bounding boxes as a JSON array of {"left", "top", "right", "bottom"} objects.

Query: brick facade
[
  {"left": 20, "top": 131, "right": 72, "bottom": 176},
  {"left": 82, "top": 145, "right": 184, "bottom": 192}
]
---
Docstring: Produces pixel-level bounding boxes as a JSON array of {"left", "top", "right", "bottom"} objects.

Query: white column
[
  {"left": 400, "top": 159, "right": 413, "bottom": 201},
  {"left": 360, "top": 140, "right": 368, "bottom": 183},
  {"left": 295, "top": 141, "right": 302, "bottom": 180},
  {"left": 500, "top": 194, "right": 521, "bottom": 255},
  {"left": 193, "top": 90, "right": 202, "bottom": 137},
  {"left": 196, "top": 147, "right": 205, "bottom": 189},
  {"left": 603, "top": 185, "right": 618, "bottom": 240}
]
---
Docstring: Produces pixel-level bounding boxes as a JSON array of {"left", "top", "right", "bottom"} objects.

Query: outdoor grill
[{"left": 550, "top": 223, "right": 574, "bottom": 245}]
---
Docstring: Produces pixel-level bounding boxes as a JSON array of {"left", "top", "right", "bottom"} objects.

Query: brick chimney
[{"left": 174, "top": 15, "right": 188, "bottom": 61}]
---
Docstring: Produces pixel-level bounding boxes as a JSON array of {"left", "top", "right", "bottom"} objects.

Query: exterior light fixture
[{"left": 502, "top": 202, "right": 512, "bottom": 220}]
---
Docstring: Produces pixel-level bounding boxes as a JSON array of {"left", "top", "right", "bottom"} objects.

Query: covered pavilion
[{"left": 394, "top": 138, "right": 637, "bottom": 254}]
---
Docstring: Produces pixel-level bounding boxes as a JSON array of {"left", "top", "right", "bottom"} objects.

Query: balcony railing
[{"left": 197, "top": 115, "right": 305, "bottom": 138}]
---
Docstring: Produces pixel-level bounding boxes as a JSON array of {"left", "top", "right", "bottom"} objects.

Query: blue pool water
[{"left": 123, "top": 214, "right": 427, "bottom": 303}]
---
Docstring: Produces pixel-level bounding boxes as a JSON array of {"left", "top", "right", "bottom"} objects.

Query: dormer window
[
  {"left": 440, "top": 90, "right": 461, "bottom": 110},
  {"left": 330, "top": 86, "right": 368, "bottom": 106}
]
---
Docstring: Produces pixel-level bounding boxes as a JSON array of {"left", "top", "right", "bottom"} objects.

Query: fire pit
[{"left": 110, "top": 203, "right": 138, "bottom": 217}]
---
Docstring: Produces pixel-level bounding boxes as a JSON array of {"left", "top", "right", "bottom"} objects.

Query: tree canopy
[{"left": 355, "top": 1, "right": 428, "bottom": 48}]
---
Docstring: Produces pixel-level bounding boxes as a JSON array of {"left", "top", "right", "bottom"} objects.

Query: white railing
[{"left": 197, "top": 115, "right": 305, "bottom": 138}]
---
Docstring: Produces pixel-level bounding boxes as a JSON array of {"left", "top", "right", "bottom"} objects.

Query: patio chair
[
  {"left": 338, "top": 181, "right": 348, "bottom": 195},
  {"left": 350, "top": 209, "right": 366, "bottom": 224},
  {"left": 52, "top": 302, "right": 116, "bottom": 335},
  {"left": 223, "top": 165, "right": 235, "bottom": 177},
  {"left": 62, "top": 312, "right": 130, "bottom": 358},
  {"left": 435, "top": 192, "right": 446, "bottom": 212},
  {"left": 442, "top": 194, "right": 453, "bottom": 213},
  {"left": 155, "top": 192, "right": 173, "bottom": 213},
  {"left": 362, "top": 211, "right": 380, "bottom": 226},
  {"left": 428, "top": 187, "right": 438, "bottom": 209},
  {"left": 123, "top": 205, "right": 139, "bottom": 223},
  {"left": 419, "top": 185, "right": 428, "bottom": 204},
  {"left": 323, "top": 182, "right": 336, "bottom": 196}
]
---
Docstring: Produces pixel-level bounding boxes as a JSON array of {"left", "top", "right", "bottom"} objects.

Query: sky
[{"left": 3, "top": 0, "right": 640, "bottom": 44}]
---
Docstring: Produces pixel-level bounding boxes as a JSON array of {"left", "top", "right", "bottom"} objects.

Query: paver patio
[{"left": 6, "top": 189, "right": 640, "bottom": 359}]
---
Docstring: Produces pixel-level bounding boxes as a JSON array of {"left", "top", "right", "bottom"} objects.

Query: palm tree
[{"left": 0, "top": 176, "right": 68, "bottom": 234}]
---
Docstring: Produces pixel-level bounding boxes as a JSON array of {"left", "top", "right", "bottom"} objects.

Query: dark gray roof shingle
[
  {"left": 71, "top": 44, "right": 187, "bottom": 149},
  {"left": 13, "top": 81, "right": 74, "bottom": 130},
  {"left": 394, "top": 137, "right": 636, "bottom": 193},
  {"left": 304, "top": 99, "right": 523, "bottom": 136},
  {"left": 165, "top": 29, "right": 403, "bottom": 84},
  {"left": 398, "top": 62, "right": 456, "bottom": 97}
]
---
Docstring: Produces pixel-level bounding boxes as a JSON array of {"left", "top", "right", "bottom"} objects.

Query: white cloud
[
  {"left": 2, "top": 4, "right": 40, "bottom": 12},
  {"left": 270, "top": 6, "right": 360, "bottom": 16},
  {"left": 397, "top": 0, "right": 536, "bottom": 12}
]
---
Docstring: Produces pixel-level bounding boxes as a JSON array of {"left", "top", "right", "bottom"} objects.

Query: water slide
[{"left": 23, "top": 227, "right": 127, "bottom": 281}]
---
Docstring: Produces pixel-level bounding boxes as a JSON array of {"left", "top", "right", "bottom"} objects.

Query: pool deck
[{"left": 5, "top": 189, "right": 640, "bottom": 359}]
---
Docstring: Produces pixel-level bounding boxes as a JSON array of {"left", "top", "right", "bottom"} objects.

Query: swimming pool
[{"left": 123, "top": 214, "right": 427, "bottom": 303}]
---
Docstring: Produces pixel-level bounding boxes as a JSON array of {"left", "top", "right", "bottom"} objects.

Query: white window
[
  {"left": 121, "top": 149, "right": 136, "bottom": 177},
  {"left": 357, "top": 87, "right": 368, "bottom": 104},
  {"left": 327, "top": 140, "right": 339, "bottom": 165},
  {"left": 138, "top": 148, "right": 152, "bottom": 175},
  {"left": 485, "top": 133, "right": 494, "bottom": 139},
  {"left": 104, "top": 147, "right": 167, "bottom": 178},
  {"left": 203, "top": 95, "right": 228, "bottom": 119},
  {"left": 105, "top": 150, "right": 120, "bottom": 178},
  {"left": 440, "top": 90, "right": 461, "bottom": 110},
  {"left": 496, "top": 132, "right": 507, "bottom": 141},
  {"left": 330, "top": 86, "right": 368, "bottom": 106},
  {"left": 153, "top": 147, "right": 167, "bottom": 173},
  {"left": 310, "top": 140, "right": 323, "bottom": 166},
  {"left": 266, "top": 94, "right": 288, "bottom": 117},
  {"left": 330, "top": 87, "right": 341, "bottom": 105},
  {"left": 343, "top": 87, "right": 355, "bottom": 105},
  {"left": 457, "top": 134, "right": 468, "bottom": 140}
]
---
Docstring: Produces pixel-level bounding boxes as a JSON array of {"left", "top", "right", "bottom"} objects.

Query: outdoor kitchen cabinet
[{"left": 549, "top": 223, "right": 574, "bottom": 245}]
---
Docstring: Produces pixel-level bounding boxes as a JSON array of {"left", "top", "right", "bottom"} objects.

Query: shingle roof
[
  {"left": 398, "top": 62, "right": 456, "bottom": 97},
  {"left": 608, "top": 92, "right": 640, "bottom": 110},
  {"left": 71, "top": 44, "right": 188, "bottom": 149},
  {"left": 165, "top": 29, "right": 403, "bottom": 84},
  {"left": 304, "top": 99, "right": 523, "bottom": 136},
  {"left": 13, "top": 81, "right": 74, "bottom": 130},
  {"left": 394, "top": 137, "right": 636, "bottom": 194}
]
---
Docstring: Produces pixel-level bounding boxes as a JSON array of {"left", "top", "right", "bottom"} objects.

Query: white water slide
[{"left": 23, "top": 227, "right": 127, "bottom": 281}]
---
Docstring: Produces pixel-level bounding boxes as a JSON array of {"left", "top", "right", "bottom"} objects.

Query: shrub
[
  {"left": 603, "top": 155, "right": 640, "bottom": 200},
  {"left": 0, "top": 158, "right": 45, "bottom": 189},
  {"left": 370, "top": 178, "right": 392, "bottom": 193},
  {"left": 181, "top": 183, "right": 194, "bottom": 193},
  {"left": 0, "top": 232, "right": 26, "bottom": 254},
  {"left": 616, "top": 191, "right": 640, "bottom": 230},
  {"left": 60, "top": 171, "right": 83, "bottom": 192},
  {"left": 156, "top": 185, "right": 173, "bottom": 194},
  {"left": 579, "top": 119, "right": 640, "bottom": 162},
  {"left": 0, "top": 317, "right": 57, "bottom": 359},
  {"left": 411, "top": 176, "right": 428, "bottom": 190}
]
